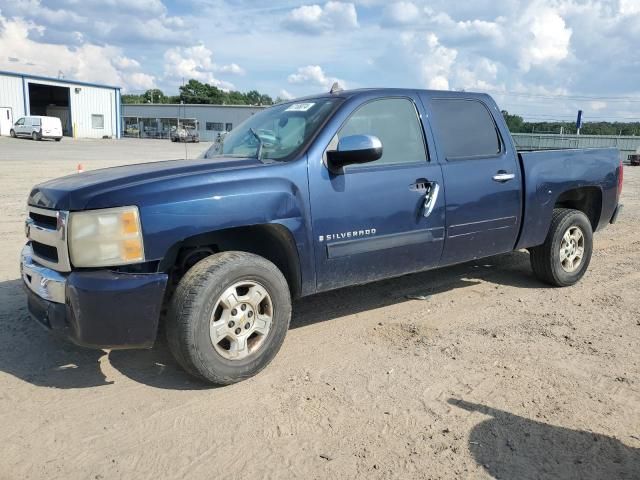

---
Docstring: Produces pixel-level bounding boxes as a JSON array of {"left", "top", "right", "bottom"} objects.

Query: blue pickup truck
[{"left": 21, "top": 88, "right": 623, "bottom": 384}]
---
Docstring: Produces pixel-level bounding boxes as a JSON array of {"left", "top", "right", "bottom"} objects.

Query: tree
[
  {"left": 142, "top": 89, "right": 168, "bottom": 104},
  {"left": 121, "top": 93, "right": 144, "bottom": 104},
  {"left": 122, "top": 79, "right": 276, "bottom": 106},
  {"left": 501, "top": 111, "right": 525, "bottom": 133}
]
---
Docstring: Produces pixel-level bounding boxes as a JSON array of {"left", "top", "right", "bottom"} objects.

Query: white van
[{"left": 10, "top": 116, "right": 63, "bottom": 141}]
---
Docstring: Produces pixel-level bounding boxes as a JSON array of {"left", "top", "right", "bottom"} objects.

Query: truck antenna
[{"left": 329, "top": 82, "right": 343, "bottom": 94}]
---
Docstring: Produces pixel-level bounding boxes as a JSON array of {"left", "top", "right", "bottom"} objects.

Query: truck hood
[{"left": 28, "top": 156, "right": 263, "bottom": 211}]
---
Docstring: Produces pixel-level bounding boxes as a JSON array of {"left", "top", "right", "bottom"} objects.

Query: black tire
[
  {"left": 31, "top": 131, "right": 40, "bottom": 141},
  {"left": 10, "top": 129, "right": 16, "bottom": 138},
  {"left": 166, "top": 251, "right": 291, "bottom": 385},
  {"left": 55, "top": 138, "right": 62, "bottom": 142},
  {"left": 529, "top": 208, "right": 593, "bottom": 287}
]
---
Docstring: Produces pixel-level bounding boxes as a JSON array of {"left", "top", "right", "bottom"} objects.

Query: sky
[{"left": 1, "top": 0, "right": 639, "bottom": 122}]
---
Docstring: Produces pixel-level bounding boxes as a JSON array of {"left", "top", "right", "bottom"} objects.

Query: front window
[
  {"left": 333, "top": 98, "right": 428, "bottom": 167},
  {"left": 205, "top": 98, "right": 342, "bottom": 161}
]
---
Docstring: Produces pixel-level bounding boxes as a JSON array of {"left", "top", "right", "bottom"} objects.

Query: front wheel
[
  {"left": 529, "top": 208, "right": 593, "bottom": 287},
  {"left": 10, "top": 129, "right": 16, "bottom": 138},
  {"left": 166, "top": 251, "right": 291, "bottom": 385}
]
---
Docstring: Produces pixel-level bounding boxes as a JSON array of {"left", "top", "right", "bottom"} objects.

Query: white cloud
[
  {"left": 284, "top": 1, "right": 358, "bottom": 33},
  {"left": 590, "top": 100, "right": 607, "bottom": 111},
  {"left": 217, "top": 63, "right": 245, "bottom": 75},
  {"left": 1, "top": 0, "right": 187, "bottom": 46},
  {"left": 517, "top": 5, "right": 572, "bottom": 71},
  {"left": 279, "top": 89, "right": 295, "bottom": 100},
  {"left": 405, "top": 33, "right": 457, "bottom": 90},
  {"left": 384, "top": 1, "right": 420, "bottom": 25},
  {"left": 126, "top": 72, "right": 156, "bottom": 91},
  {"left": 619, "top": 0, "right": 640, "bottom": 16},
  {"left": 287, "top": 65, "right": 345, "bottom": 89},
  {"left": 112, "top": 56, "right": 141, "bottom": 71},
  {"left": 0, "top": 13, "right": 154, "bottom": 92},
  {"left": 163, "top": 44, "right": 236, "bottom": 90}
]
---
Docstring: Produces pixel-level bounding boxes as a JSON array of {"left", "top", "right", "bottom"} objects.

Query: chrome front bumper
[{"left": 20, "top": 244, "right": 66, "bottom": 304}]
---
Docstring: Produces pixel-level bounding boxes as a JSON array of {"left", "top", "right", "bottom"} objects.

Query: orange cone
[{"left": 77, "top": 163, "right": 84, "bottom": 173}]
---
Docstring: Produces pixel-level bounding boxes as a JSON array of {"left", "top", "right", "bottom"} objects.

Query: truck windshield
[{"left": 204, "top": 98, "right": 341, "bottom": 161}]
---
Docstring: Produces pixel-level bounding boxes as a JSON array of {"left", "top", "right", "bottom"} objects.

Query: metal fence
[{"left": 511, "top": 133, "right": 640, "bottom": 163}]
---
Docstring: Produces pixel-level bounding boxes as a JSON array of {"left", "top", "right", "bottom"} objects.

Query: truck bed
[{"left": 515, "top": 147, "right": 621, "bottom": 250}]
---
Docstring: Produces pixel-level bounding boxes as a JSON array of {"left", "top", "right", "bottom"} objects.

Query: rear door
[
  {"left": 308, "top": 94, "right": 445, "bottom": 291},
  {"left": 421, "top": 94, "right": 522, "bottom": 265}
]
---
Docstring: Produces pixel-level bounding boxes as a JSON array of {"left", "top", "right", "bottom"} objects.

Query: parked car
[
  {"left": 628, "top": 153, "right": 640, "bottom": 166},
  {"left": 170, "top": 126, "right": 199, "bottom": 142},
  {"left": 11, "top": 115, "right": 63, "bottom": 141},
  {"left": 21, "top": 88, "right": 623, "bottom": 385}
]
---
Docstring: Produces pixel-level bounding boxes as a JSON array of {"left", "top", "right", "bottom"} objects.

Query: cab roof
[{"left": 286, "top": 87, "right": 493, "bottom": 104}]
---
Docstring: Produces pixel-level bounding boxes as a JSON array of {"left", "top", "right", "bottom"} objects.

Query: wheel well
[
  {"left": 554, "top": 187, "right": 602, "bottom": 230},
  {"left": 161, "top": 224, "right": 302, "bottom": 298}
]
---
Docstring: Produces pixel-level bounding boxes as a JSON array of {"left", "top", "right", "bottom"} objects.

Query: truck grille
[
  {"left": 29, "top": 211, "right": 58, "bottom": 229},
  {"left": 26, "top": 206, "right": 71, "bottom": 272}
]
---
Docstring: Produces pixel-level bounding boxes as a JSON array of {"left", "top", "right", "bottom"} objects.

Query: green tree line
[
  {"left": 122, "top": 80, "right": 276, "bottom": 106},
  {"left": 502, "top": 111, "right": 640, "bottom": 136}
]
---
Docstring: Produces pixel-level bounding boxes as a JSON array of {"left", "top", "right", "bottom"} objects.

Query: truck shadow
[
  {"left": 290, "top": 250, "right": 537, "bottom": 329},
  {"left": 0, "top": 250, "right": 540, "bottom": 390},
  {"left": 0, "top": 279, "right": 111, "bottom": 389},
  {"left": 448, "top": 398, "right": 640, "bottom": 479}
]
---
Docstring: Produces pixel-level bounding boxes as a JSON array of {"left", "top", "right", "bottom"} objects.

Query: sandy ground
[{"left": 0, "top": 137, "right": 638, "bottom": 479}]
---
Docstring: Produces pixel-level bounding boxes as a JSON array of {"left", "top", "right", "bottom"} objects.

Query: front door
[
  {"left": 422, "top": 95, "right": 522, "bottom": 265},
  {"left": 14, "top": 117, "right": 26, "bottom": 135},
  {"left": 308, "top": 95, "right": 445, "bottom": 292}
]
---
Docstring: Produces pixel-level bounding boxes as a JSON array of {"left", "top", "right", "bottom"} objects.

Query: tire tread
[
  {"left": 166, "top": 251, "right": 290, "bottom": 385},
  {"left": 529, "top": 208, "right": 592, "bottom": 287}
]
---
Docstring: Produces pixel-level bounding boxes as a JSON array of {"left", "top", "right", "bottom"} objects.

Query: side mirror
[{"left": 327, "top": 135, "right": 383, "bottom": 169}]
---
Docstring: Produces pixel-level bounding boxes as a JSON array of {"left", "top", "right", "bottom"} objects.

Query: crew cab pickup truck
[{"left": 21, "top": 88, "right": 623, "bottom": 384}]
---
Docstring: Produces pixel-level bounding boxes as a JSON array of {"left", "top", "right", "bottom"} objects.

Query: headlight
[{"left": 69, "top": 206, "right": 145, "bottom": 267}]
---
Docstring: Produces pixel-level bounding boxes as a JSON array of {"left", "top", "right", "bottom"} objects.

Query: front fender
[{"left": 137, "top": 159, "right": 315, "bottom": 294}]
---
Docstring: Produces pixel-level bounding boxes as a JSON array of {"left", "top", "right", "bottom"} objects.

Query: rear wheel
[
  {"left": 55, "top": 137, "right": 62, "bottom": 142},
  {"left": 31, "top": 131, "right": 40, "bottom": 141},
  {"left": 166, "top": 251, "right": 291, "bottom": 385},
  {"left": 529, "top": 208, "right": 593, "bottom": 287}
]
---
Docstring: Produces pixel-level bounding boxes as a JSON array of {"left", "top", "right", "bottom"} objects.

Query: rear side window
[
  {"left": 336, "top": 98, "right": 428, "bottom": 167},
  {"left": 430, "top": 99, "right": 501, "bottom": 159}
]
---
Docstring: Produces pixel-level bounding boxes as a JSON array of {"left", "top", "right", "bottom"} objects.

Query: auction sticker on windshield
[{"left": 285, "top": 103, "right": 315, "bottom": 112}]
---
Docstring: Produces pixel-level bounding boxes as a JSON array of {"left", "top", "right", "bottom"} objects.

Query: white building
[
  {"left": 0, "top": 70, "right": 121, "bottom": 139},
  {"left": 121, "top": 103, "right": 264, "bottom": 142}
]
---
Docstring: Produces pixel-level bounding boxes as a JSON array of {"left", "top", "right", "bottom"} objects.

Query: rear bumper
[
  {"left": 21, "top": 244, "right": 168, "bottom": 349},
  {"left": 610, "top": 204, "right": 623, "bottom": 224}
]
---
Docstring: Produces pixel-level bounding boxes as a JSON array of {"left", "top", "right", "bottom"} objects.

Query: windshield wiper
[{"left": 249, "top": 128, "right": 263, "bottom": 161}]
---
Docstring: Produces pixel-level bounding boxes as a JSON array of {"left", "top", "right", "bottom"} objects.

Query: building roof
[{"left": 0, "top": 70, "right": 120, "bottom": 90}]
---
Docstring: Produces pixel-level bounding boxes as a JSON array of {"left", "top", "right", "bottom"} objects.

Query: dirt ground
[{"left": 0, "top": 137, "right": 638, "bottom": 479}]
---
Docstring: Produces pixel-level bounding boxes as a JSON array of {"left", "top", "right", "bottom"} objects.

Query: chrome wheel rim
[
  {"left": 559, "top": 226, "right": 585, "bottom": 273},
  {"left": 209, "top": 280, "right": 273, "bottom": 360}
]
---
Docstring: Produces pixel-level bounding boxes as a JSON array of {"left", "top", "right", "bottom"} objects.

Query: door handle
[
  {"left": 492, "top": 171, "right": 515, "bottom": 183},
  {"left": 422, "top": 182, "right": 440, "bottom": 218}
]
